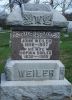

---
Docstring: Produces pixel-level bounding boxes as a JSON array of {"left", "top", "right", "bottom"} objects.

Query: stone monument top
[
  {"left": 7, "top": 3, "right": 68, "bottom": 60},
  {"left": 6, "top": 3, "right": 68, "bottom": 28}
]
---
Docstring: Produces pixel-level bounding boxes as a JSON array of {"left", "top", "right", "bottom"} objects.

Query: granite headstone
[{"left": 0, "top": 3, "right": 72, "bottom": 100}]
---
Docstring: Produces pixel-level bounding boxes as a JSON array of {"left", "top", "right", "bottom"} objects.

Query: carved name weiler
[
  {"left": 13, "top": 63, "right": 58, "bottom": 81},
  {"left": 11, "top": 31, "right": 60, "bottom": 60},
  {"left": 17, "top": 69, "right": 55, "bottom": 80}
]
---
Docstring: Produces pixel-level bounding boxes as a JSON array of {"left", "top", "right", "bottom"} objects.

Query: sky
[
  {"left": 0, "top": 0, "right": 72, "bottom": 13},
  {"left": 0, "top": 0, "right": 50, "bottom": 4},
  {"left": 0, "top": 0, "right": 71, "bottom": 4},
  {"left": 0, "top": 0, "right": 8, "bottom": 5}
]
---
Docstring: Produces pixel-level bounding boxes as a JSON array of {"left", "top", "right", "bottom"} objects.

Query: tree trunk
[
  {"left": 62, "top": 0, "right": 66, "bottom": 15},
  {"left": 20, "top": 4, "right": 24, "bottom": 18},
  {"left": 9, "top": 0, "right": 13, "bottom": 12},
  {"left": 50, "top": 0, "right": 53, "bottom": 7},
  {"left": 35, "top": 0, "right": 40, "bottom": 4}
]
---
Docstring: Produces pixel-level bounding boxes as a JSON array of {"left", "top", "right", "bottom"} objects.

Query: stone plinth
[
  {"left": 0, "top": 73, "right": 72, "bottom": 100},
  {"left": 5, "top": 59, "right": 64, "bottom": 81}
]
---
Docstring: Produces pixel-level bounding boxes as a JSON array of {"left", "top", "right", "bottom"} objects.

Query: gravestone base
[
  {"left": 5, "top": 59, "right": 65, "bottom": 81},
  {"left": 0, "top": 73, "right": 72, "bottom": 100}
]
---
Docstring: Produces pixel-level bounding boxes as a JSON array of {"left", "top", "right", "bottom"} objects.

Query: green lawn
[
  {"left": 60, "top": 32, "right": 72, "bottom": 83},
  {"left": 0, "top": 31, "right": 72, "bottom": 83},
  {"left": 0, "top": 31, "right": 11, "bottom": 74}
]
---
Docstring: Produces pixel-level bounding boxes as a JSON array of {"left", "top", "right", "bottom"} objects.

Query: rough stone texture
[
  {"left": 5, "top": 59, "right": 65, "bottom": 81},
  {"left": 0, "top": 74, "right": 72, "bottom": 100},
  {"left": 6, "top": 4, "right": 68, "bottom": 27},
  {"left": 24, "top": 4, "right": 52, "bottom": 11},
  {"left": 53, "top": 10, "right": 68, "bottom": 27},
  {"left": 7, "top": 4, "right": 53, "bottom": 26},
  {"left": 11, "top": 31, "right": 60, "bottom": 60}
]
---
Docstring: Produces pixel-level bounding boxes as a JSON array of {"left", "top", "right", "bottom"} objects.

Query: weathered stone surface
[
  {"left": 7, "top": 4, "right": 53, "bottom": 26},
  {"left": 5, "top": 59, "right": 65, "bottom": 81},
  {"left": 6, "top": 4, "right": 68, "bottom": 27},
  {"left": 0, "top": 74, "right": 72, "bottom": 100},
  {"left": 24, "top": 4, "right": 52, "bottom": 11},
  {"left": 53, "top": 10, "right": 68, "bottom": 27},
  {"left": 11, "top": 31, "right": 60, "bottom": 60}
]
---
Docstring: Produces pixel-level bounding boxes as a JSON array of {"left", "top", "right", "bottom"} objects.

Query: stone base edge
[{"left": 0, "top": 73, "right": 72, "bottom": 100}]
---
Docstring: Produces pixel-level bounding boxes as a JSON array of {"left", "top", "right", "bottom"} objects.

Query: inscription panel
[
  {"left": 11, "top": 31, "right": 60, "bottom": 60},
  {"left": 13, "top": 63, "right": 59, "bottom": 81}
]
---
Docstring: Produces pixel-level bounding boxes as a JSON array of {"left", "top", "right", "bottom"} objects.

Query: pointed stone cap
[{"left": 6, "top": 4, "right": 68, "bottom": 28}]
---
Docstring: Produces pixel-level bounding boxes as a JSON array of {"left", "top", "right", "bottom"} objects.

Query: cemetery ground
[{"left": 0, "top": 31, "right": 72, "bottom": 83}]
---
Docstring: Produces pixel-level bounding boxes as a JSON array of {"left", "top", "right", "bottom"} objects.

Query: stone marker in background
[
  {"left": 1, "top": 3, "right": 72, "bottom": 100},
  {"left": 0, "top": 27, "right": 3, "bottom": 31},
  {"left": 68, "top": 21, "right": 72, "bottom": 32}
]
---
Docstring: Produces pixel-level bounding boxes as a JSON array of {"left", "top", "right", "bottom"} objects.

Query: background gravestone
[
  {"left": 68, "top": 21, "right": 72, "bottom": 32},
  {"left": 0, "top": 27, "right": 3, "bottom": 31}
]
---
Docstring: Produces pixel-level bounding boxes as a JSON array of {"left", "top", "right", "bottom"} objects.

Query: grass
[
  {"left": 0, "top": 30, "right": 72, "bottom": 83},
  {"left": 0, "top": 31, "right": 11, "bottom": 73},
  {"left": 60, "top": 32, "right": 72, "bottom": 83}
]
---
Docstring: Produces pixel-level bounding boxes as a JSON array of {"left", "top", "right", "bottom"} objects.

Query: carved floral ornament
[{"left": 23, "top": 13, "right": 53, "bottom": 25}]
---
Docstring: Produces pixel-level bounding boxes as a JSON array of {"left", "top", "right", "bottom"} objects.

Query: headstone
[{"left": 1, "top": 3, "right": 72, "bottom": 100}]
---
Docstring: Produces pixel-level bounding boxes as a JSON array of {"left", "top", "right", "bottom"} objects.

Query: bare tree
[
  {"left": 50, "top": 0, "right": 53, "bottom": 7},
  {"left": 15, "top": 0, "right": 30, "bottom": 17},
  {"left": 42, "top": 0, "right": 54, "bottom": 7},
  {"left": 53, "top": 0, "right": 72, "bottom": 14},
  {"left": 8, "top": 0, "right": 30, "bottom": 18},
  {"left": 34, "top": 0, "right": 40, "bottom": 4},
  {"left": 9, "top": 0, "right": 30, "bottom": 11},
  {"left": 62, "top": 0, "right": 66, "bottom": 14},
  {"left": 9, "top": 0, "right": 13, "bottom": 12},
  {"left": 61, "top": 0, "right": 72, "bottom": 14}
]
